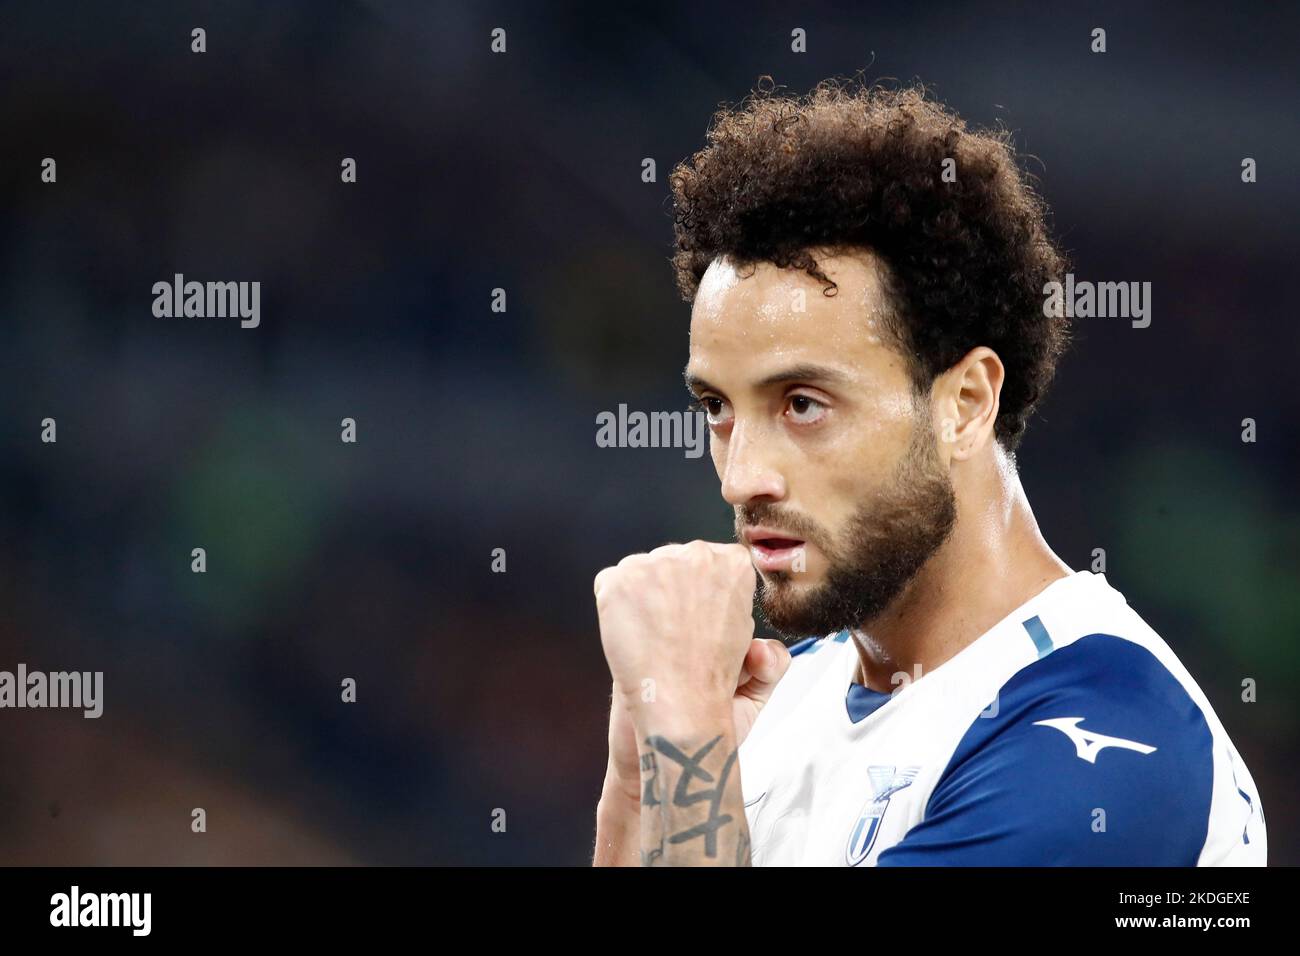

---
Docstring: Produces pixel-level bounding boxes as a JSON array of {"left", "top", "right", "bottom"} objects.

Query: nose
[{"left": 719, "top": 423, "right": 787, "bottom": 505}]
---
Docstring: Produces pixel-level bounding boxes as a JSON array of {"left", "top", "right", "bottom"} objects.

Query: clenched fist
[{"left": 594, "top": 541, "right": 758, "bottom": 713}]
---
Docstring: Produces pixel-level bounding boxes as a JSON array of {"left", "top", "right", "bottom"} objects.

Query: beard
[{"left": 736, "top": 415, "right": 957, "bottom": 638}]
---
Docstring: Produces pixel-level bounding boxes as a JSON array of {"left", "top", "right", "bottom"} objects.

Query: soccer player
[{"left": 590, "top": 81, "right": 1266, "bottom": 866}]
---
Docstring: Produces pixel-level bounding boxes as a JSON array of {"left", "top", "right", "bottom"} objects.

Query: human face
[{"left": 685, "top": 249, "right": 956, "bottom": 636}]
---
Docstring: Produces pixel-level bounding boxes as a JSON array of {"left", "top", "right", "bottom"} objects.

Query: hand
[{"left": 594, "top": 541, "right": 759, "bottom": 720}]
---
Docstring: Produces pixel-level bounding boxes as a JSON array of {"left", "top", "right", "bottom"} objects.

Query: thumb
[{"left": 737, "top": 638, "right": 792, "bottom": 705}]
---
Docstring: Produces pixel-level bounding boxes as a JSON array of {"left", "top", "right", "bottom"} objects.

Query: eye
[
  {"left": 690, "top": 395, "right": 733, "bottom": 427},
  {"left": 786, "top": 394, "right": 828, "bottom": 425}
]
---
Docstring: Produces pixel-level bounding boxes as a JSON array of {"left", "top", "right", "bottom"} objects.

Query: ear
[{"left": 931, "top": 347, "right": 1003, "bottom": 461}]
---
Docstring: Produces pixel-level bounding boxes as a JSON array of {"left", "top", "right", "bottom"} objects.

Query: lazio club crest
[{"left": 845, "top": 765, "right": 921, "bottom": 866}]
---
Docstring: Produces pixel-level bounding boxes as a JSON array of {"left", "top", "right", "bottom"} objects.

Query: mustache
[{"left": 734, "top": 503, "right": 827, "bottom": 547}]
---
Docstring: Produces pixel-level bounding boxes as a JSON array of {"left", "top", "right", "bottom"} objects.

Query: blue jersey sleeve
[{"left": 876, "top": 633, "right": 1216, "bottom": 866}]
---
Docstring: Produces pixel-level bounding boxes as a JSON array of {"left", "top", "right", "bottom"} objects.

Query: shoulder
[{"left": 878, "top": 632, "right": 1216, "bottom": 865}]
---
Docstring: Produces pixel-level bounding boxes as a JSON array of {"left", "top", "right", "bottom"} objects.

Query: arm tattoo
[
  {"left": 640, "top": 751, "right": 661, "bottom": 807},
  {"left": 639, "top": 732, "right": 752, "bottom": 866},
  {"left": 639, "top": 751, "right": 664, "bottom": 865}
]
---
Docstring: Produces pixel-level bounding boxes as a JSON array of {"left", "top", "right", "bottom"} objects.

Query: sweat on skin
[{"left": 685, "top": 250, "right": 1069, "bottom": 690}]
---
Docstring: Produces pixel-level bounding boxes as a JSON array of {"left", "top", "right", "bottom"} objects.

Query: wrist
[
  {"left": 632, "top": 697, "right": 734, "bottom": 740},
  {"left": 615, "top": 673, "right": 732, "bottom": 714}
]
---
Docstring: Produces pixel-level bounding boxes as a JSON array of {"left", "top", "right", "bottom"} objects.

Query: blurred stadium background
[{"left": 0, "top": 0, "right": 1296, "bottom": 864}]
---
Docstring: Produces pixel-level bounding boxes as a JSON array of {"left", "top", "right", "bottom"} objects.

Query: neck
[{"left": 850, "top": 445, "right": 1072, "bottom": 692}]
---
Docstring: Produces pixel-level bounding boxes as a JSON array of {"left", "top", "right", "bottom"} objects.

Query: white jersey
[{"left": 738, "top": 570, "right": 1266, "bottom": 866}]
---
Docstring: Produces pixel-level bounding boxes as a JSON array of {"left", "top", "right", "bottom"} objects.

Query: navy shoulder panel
[
  {"left": 876, "top": 631, "right": 1214, "bottom": 866},
  {"left": 787, "top": 636, "right": 821, "bottom": 657},
  {"left": 787, "top": 630, "right": 850, "bottom": 658}
]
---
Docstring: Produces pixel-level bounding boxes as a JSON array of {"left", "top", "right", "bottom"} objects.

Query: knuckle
[
  {"left": 683, "top": 540, "right": 711, "bottom": 561},
  {"left": 594, "top": 565, "right": 626, "bottom": 600}
]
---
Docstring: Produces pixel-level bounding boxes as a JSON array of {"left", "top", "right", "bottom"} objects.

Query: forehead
[{"left": 688, "top": 249, "right": 897, "bottom": 383}]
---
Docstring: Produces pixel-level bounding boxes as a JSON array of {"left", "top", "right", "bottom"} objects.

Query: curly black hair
[{"left": 669, "top": 77, "right": 1070, "bottom": 450}]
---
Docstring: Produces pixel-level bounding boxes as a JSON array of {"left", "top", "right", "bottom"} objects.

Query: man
[{"left": 591, "top": 80, "right": 1266, "bottom": 866}]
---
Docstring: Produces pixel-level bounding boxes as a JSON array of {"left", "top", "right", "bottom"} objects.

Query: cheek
[
  {"left": 844, "top": 389, "right": 918, "bottom": 473},
  {"left": 810, "top": 400, "right": 918, "bottom": 526}
]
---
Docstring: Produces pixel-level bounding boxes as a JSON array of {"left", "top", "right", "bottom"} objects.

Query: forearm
[
  {"left": 593, "top": 769, "right": 641, "bottom": 866},
  {"left": 637, "top": 708, "right": 752, "bottom": 867}
]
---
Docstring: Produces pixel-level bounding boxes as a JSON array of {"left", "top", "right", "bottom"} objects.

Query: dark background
[{"left": 0, "top": 0, "right": 1295, "bottom": 865}]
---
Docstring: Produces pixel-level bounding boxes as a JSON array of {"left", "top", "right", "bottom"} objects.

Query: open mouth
[
  {"left": 751, "top": 537, "right": 804, "bottom": 553},
  {"left": 747, "top": 535, "right": 807, "bottom": 572}
]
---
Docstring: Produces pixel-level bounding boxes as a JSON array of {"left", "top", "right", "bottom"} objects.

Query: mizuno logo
[{"left": 1033, "top": 717, "right": 1156, "bottom": 763}]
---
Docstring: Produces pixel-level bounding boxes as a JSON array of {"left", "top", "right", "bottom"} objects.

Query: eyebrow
[{"left": 684, "top": 363, "right": 851, "bottom": 395}]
